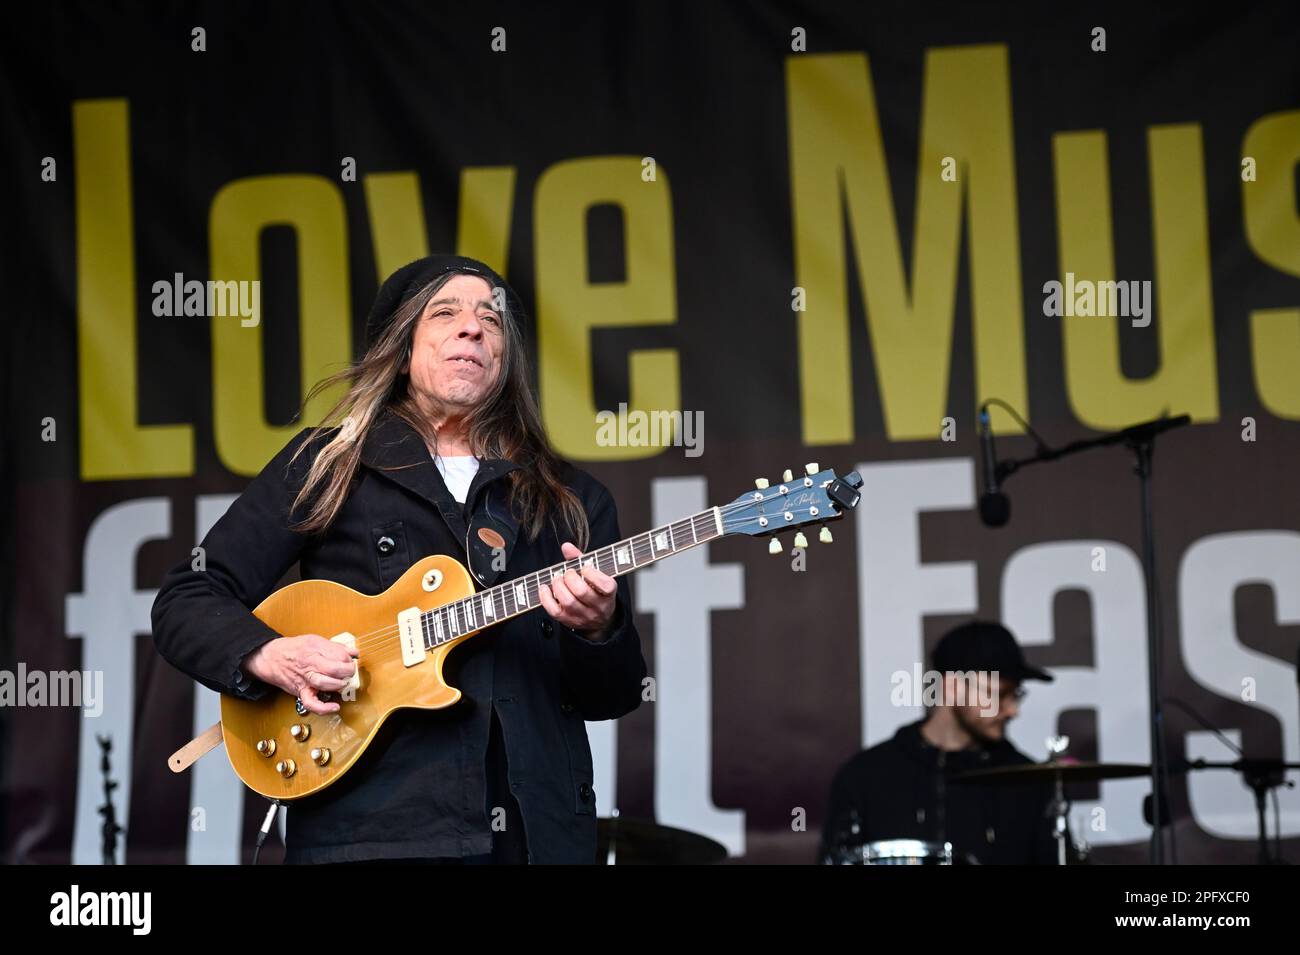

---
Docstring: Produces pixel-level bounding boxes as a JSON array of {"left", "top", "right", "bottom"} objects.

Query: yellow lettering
[
  {"left": 787, "top": 47, "right": 1027, "bottom": 442},
  {"left": 1243, "top": 110, "right": 1300, "bottom": 419},
  {"left": 210, "top": 176, "right": 350, "bottom": 475},
  {"left": 1052, "top": 125, "right": 1219, "bottom": 428},
  {"left": 74, "top": 99, "right": 193, "bottom": 479},
  {"left": 535, "top": 157, "right": 679, "bottom": 460}
]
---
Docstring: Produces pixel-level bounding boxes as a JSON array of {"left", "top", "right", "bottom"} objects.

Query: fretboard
[{"left": 419, "top": 506, "right": 724, "bottom": 647}]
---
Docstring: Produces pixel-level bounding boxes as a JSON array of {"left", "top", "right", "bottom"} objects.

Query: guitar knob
[
  {"left": 755, "top": 478, "right": 770, "bottom": 490},
  {"left": 290, "top": 723, "right": 310, "bottom": 742},
  {"left": 256, "top": 739, "right": 276, "bottom": 757},
  {"left": 310, "top": 747, "right": 331, "bottom": 766},
  {"left": 793, "top": 531, "right": 808, "bottom": 549},
  {"left": 275, "top": 759, "right": 297, "bottom": 779},
  {"left": 782, "top": 469, "right": 793, "bottom": 483},
  {"left": 805, "top": 462, "right": 819, "bottom": 475},
  {"left": 769, "top": 537, "right": 783, "bottom": 555},
  {"left": 819, "top": 526, "right": 834, "bottom": 544}
]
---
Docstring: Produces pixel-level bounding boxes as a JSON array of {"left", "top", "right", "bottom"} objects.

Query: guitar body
[{"left": 220, "top": 554, "right": 478, "bottom": 800}]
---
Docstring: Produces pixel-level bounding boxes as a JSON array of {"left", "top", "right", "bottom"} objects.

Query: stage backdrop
[{"left": 3, "top": 2, "right": 1299, "bottom": 864}]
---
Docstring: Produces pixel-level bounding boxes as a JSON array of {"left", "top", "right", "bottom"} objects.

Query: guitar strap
[
  {"left": 168, "top": 721, "right": 224, "bottom": 772},
  {"left": 465, "top": 475, "right": 521, "bottom": 588}
]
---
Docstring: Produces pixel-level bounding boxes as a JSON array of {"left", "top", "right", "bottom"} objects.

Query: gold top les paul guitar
[{"left": 186, "top": 465, "right": 862, "bottom": 800}]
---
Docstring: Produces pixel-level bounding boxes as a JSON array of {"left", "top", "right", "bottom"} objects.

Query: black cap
[
  {"left": 930, "top": 620, "right": 1053, "bottom": 683},
  {"left": 364, "top": 254, "right": 525, "bottom": 349}
]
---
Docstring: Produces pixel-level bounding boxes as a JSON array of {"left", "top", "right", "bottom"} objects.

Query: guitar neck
[{"left": 419, "top": 507, "right": 725, "bottom": 646}]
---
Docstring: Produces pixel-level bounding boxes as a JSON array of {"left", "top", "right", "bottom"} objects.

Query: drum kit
[
  {"left": 823, "top": 757, "right": 1151, "bottom": 866},
  {"left": 596, "top": 748, "right": 1297, "bottom": 864},
  {"left": 826, "top": 838, "right": 981, "bottom": 866}
]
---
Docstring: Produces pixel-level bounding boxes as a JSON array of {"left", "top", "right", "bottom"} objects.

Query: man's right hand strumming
[{"left": 243, "top": 635, "right": 359, "bottom": 714}]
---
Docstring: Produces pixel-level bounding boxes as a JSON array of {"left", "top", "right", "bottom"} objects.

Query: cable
[
  {"left": 252, "top": 799, "right": 282, "bottom": 865},
  {"left": 1161, "top": 697, "right": 1243, "bottom": 756},
  {"left": 979, "top": 397, "right": 1052, "bottom": 453}
]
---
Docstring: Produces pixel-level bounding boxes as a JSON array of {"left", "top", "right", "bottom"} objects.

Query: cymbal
[
  {"left": 596, "top": 816, "right": 728, "bottom": 865},
  {"left": 950, "top": 760, "right": 1151, "bottom": 786}
]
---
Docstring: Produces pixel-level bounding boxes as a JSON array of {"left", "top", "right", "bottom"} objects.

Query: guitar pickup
[
  {"left": 396, "top": 608, "right": 427, "bottom": 667},
  {"left": 330, "top": 633, "right": 361, "bottom": 696}
]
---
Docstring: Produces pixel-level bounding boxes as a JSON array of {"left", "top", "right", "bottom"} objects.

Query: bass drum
[{"left": 826, "top": 838, "right": 980, "bottom": 865}]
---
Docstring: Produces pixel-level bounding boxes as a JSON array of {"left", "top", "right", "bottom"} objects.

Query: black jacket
[
  {"left": 152, "top": 413, "right": 647, "bottom": 863},
  {"left": 819, "top": 720, "right": 1059, "bottom": 865}
]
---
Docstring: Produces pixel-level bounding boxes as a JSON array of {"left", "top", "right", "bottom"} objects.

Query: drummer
[{"left": 820, "top": 621, "right": 1060, "bottom": 864}]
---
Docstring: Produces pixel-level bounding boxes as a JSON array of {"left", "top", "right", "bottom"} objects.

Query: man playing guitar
[{"left": 153, "top": 255, "right": 647, "bottom": 864}]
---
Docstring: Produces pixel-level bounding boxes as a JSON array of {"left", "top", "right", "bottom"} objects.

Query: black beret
[{"left": 364, "top": 254, "right": 525, "bottom": 349}]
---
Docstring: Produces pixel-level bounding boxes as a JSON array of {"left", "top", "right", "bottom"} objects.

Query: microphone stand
[
  {"left": 988, "top": 409, "right": 1192, "bottom": 864},
  {"left": 1170, "top": 759, "right": 1299, "bottom": 864}
]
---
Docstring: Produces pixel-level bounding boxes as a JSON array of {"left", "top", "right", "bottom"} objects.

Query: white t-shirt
[{"left": 434, "top": 454, "right": 480, "bottom": 504}]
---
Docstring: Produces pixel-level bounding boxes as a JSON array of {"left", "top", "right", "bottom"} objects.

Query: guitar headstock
[{"left": 719, "top": 463, "right": 863, "bottom": 551}]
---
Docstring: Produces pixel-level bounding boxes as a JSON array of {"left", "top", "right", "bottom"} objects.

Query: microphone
[{"left": 978, "top": 406, "right": 1010, "bottom": 527}]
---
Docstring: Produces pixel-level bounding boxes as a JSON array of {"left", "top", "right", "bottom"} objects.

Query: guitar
[{"left": 211, "top": 464, "right": 862, "bottom": 799}]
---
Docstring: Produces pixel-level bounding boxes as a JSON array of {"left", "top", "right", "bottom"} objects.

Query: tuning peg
[
  {"left": 768, "top": 537, "right": 783, "bottom": 555},
  {"left": 819, "top": 526, "right": 833, "bottom": 544},
  {"left": 805, "top": 462, "right": 820, "bottom": 475},
  {"left": 755, "top": 478, "right": 769, "bottom": 490},
  {"left": 782, "top": 469, "right": 793, "bottom": 483},
  {"left": 793, "top": 531, "right": 808, "bottom": 549}
]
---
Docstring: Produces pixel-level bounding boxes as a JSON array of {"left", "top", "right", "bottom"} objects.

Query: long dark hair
[{"left": 289, "top": 271, "right": 589, "bottom": 547}]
